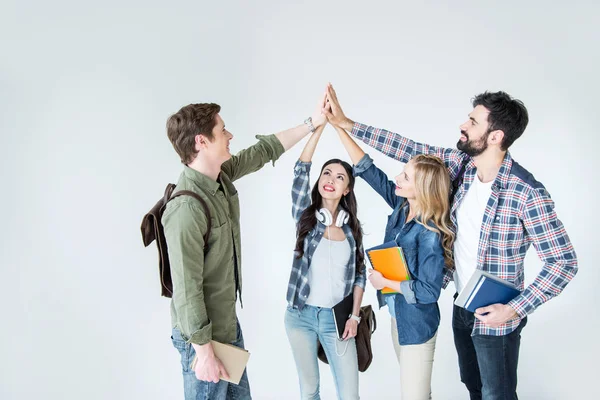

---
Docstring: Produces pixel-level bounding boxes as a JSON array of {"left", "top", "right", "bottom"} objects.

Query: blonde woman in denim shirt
[
  {"left": 332, "top": 124, "right": 455, "bottom": 400},
  {"left": 285, "top": 122, "right": 366, "bottom": 400}
]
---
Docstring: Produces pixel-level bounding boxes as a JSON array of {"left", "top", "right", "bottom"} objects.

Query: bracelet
[
  {"left": 304, "top": 117, "right": 315, "bottom": 133},
  {"left": 349, "top": 314, "right": 361, "bottom": 323}
]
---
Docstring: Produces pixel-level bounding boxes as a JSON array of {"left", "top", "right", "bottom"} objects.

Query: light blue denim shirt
[{"left": 354, "top": 154, "right": 446, "bottom": 345}]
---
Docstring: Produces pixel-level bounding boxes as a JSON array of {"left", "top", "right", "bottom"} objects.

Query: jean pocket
[
  {"left": 172, "top": 336, "right": 187, "bottom": 352},
  {"left": 284, "top": 305, "right": 301, "bottom": 325},
  {"left": 171, "top": 330, "right": 193, "bottom": 371}
]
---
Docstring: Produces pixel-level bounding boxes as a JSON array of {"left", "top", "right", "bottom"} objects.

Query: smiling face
[
  {"left": 456, "top": 105, "right": 494, "bottom": 157},
  {"left": 198, "top": 113, "right": 234, "bottom": 165},
  {"left": 317, "top": 162, "right": 351, "bottom": 201},
  {"left": 394, "top": 159, "right": 417, "bottom": 200}
]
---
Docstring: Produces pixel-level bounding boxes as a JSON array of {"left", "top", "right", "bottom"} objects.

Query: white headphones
[{"left": 315, "top": 208, "right": 349, "bottom": 227}]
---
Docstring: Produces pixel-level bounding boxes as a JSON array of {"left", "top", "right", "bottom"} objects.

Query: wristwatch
[
  {"left": 304, "top": 117, "right": 316, "bottom": 133},
  {"left": 349, "top": 314, "right": 361, "bottom": 323}
]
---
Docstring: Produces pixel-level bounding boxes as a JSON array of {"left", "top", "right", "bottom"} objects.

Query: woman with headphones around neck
[
  {"left": 285, "top": 121, "right": 366, "bottom": 400},
  {"left": 331, "top": 121, "right": 455, "bottom": 400}
]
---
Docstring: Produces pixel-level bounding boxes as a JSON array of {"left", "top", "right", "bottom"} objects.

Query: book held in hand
[
  {"left": 190, "top": 340, "right": 250, "bottom": 385},
  {"left": 366, "top": 241, "right": 411, "bottom": 294},
  {"left": 332, "top": 293, "right": 354, "bottom": 340},
  {"left": 454, "top": 270, "right": 521, "bottom": 313}
]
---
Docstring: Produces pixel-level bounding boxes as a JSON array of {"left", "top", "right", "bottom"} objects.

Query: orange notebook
[{"left": 366, "top": 242, "right": 411, "bottom": 294}]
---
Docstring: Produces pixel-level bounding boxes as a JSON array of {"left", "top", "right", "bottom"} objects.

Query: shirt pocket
[
  {"left": 401, "top": 246, "right": 419, "bottom": 279},
  {"left": 211, "top": 189, "right": 238, "bottom": 230},
  {"left": 490, "top": 212, "right": 522, "bottom": 243},
  {"left": 386, "top": 210, "right": 399, "bottom": 237},
  {"left": 228, "top": 190, "right": 240, "bottom": 217}
]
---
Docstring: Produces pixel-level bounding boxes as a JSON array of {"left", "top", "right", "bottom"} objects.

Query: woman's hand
[
  {"left": 342, "top": 318, "right": 358, "bottom": 340},
  {"left": 323, "top": 83, "right": 353, "bottom": 130},
  {"left": 368, "top": 268, "right": 386, "bottom": 290}
]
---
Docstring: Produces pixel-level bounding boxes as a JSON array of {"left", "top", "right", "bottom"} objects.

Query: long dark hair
[{"left": 294, "top": 159, "right": 365, "bottom": 276}]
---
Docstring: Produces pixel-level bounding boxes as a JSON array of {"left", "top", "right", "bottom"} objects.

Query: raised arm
[
  {"left": 222, "top": 92, "right": 327, "bottom": 182},
  {"left": 333, "top": 124, "right": 402, "bottom": 210},
  {"left": 332, "top": 122, "right": 364, "bottom": 165},
  {"left": 299, "top": 123, "right": 326, "bottom": 162},
  {"left": 220, "top": 134, "right": 285, "bottom": 182},
  {"left": 291, "top": 124, "right": 326, "bottom": 224},
  {"left": 323, "top": 83, "right": 466, "bottom": 180}
]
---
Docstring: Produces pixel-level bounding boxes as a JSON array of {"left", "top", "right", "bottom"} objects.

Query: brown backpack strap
[
  {"left": 164, "top": 183, "right": 177, "bottom": 204},
  {"left": 168, "top": 190, "right": 212, "bottom": 250}
]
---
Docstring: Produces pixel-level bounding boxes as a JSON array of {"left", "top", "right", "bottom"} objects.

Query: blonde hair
[{"left": 411, "top": 155, "right": 455, "bottom": 270}]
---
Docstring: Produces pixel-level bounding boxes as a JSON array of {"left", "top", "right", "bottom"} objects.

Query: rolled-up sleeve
[{"left": 352, "top": 153, "right": 375, "bottom": 176}]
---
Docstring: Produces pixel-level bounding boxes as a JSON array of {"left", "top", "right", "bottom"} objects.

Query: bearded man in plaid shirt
[{"left": 323, "top": 83, "right": 578, "bottom": 400}]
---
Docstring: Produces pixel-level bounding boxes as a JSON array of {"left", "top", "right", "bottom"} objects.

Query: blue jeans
[
  {"left": 171, "top": 320, "right": 251, "bottom": 400},
  {"left": 452, "top": 301, "right": 527, "bottom": 400},
  {"left": 284, "top": 305, "right": 359, "bottom": 400}
]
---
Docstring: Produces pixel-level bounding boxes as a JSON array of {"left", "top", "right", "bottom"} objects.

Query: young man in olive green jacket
[{"left": 163, "top": 96, "right": 326, "bottom": 399}]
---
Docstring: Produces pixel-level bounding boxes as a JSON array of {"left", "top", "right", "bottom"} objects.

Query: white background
[{"left": 1, "top": 1, "right": 598, "bottom": 399}]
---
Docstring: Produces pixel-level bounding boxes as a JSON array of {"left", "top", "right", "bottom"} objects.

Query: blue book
[{"left": 454, "top": 270, "right": 521, "bottom": 313}]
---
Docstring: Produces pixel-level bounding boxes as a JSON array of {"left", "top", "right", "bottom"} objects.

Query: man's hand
[
  {"left": 342, "top": 318, "right": 358, "bottom": 340},
  {"left": 368, "top": 268, "right": 386, "bottom": 290},
  {"left": 311, "top": 90, "right": 328, "bottom": 128},
  {"left": 191, "top": 342, "right": 230, "bottom": 383},
  {"left": 323, "top": 83, "right": 354, "bottom": 131},
  {"left": 474, "top": 304, "right": 519, "bottom": 328}
]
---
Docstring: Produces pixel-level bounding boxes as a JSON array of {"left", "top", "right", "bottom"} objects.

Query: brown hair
[
  {"left": 411, "top": 155, "right": 456, "bottom": 270},
  {"left": 166, "top": 103, "right": 221, "bottom": 164}
]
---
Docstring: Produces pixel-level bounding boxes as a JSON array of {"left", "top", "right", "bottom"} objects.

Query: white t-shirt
[
  {"left": 453, "top": 174, "right": 494, "bottom": 293},
  {"left": 305, "top": 237, "right": 351, "bottom": 308}
]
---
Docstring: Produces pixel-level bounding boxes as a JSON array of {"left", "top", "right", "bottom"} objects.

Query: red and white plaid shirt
[{"left": 352, "top": 122, "right": 578, "bottom": 336}]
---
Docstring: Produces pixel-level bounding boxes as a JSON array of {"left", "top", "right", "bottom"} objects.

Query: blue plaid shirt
[
  {"left": 287, "top": 160, "right": 367, "bottom": 310},
  {"left": 351, "top": 122, "right": 578, "bottom": 336}
]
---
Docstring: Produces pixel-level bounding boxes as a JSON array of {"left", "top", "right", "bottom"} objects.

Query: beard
[{"left": 457, "top": 129, "right": 491, "bottom": 157}]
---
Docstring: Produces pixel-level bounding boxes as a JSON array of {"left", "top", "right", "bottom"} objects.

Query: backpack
[
  {"left": 317, "top": 304, "right": 377, "bottom": 372},
  {"left": 140, "top": 183, "right": 212, "bottom": 298}
]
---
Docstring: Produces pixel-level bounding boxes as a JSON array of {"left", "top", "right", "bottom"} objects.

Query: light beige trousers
[{"left": 391, "top": 317, "right": 437, "bottom": 400}]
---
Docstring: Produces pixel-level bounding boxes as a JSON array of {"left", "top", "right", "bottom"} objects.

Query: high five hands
[{"left": 321, "top": 83, "right": 354, "bottom": 131}]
